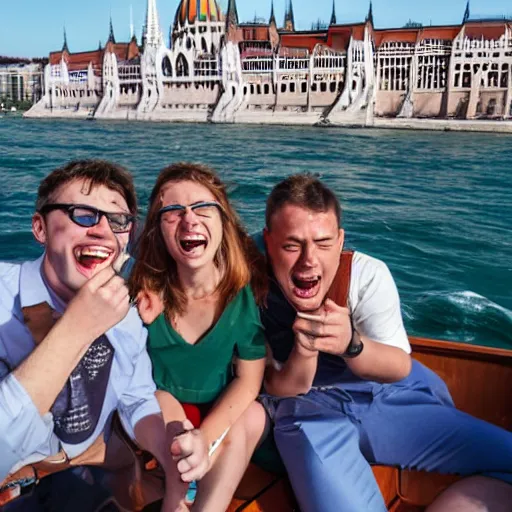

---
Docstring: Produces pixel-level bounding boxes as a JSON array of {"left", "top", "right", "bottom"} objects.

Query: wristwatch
[{"left": 343, "top": 316, "right": 364, "bottom": 358}]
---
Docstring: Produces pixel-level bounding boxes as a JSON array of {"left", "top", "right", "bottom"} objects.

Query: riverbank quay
[{"left": 22, "top": 107, "right": 512, "bottom": 134}]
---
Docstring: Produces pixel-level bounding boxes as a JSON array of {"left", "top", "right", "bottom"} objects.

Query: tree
[{"left": 403, "top": 19, "right": 422, "bottom": 28}]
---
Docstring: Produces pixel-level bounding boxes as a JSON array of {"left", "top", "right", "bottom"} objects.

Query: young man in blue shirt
[{"left": 0, "top": 160, "right": 176, "bottom": 511}]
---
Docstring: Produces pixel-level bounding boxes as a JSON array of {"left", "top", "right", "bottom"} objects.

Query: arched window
[
  {"left": 176, "top": 54, "right": 189, "bottom": 77},
  {"left": 201, "top": 38, "right": 208, "bottom": 53},
  {"left": 162, "top": 56, "right": 173, "bottom": 77}
]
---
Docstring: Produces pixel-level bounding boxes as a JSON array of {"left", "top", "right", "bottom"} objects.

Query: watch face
[{"left": 345, "top": 334, "right": 364, "bottom": 358}]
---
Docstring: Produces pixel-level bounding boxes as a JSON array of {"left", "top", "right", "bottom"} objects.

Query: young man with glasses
[{"left": 0, "top": 160, "right": 174, "bottom": 511}]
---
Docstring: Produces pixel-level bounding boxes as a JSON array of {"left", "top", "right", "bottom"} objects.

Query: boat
[{"left": 226, "top": 336, "right": 512, "bottom": 511}]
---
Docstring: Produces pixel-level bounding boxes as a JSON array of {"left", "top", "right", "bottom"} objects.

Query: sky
[{"left": 1, "top": 0, "right": 511, "bottom": 58}]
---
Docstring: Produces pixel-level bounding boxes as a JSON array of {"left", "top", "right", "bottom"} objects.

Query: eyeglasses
[
  {"left": 39, "top": 203, "right": 136, "bottom": 234},
  {"left": 158, "top": 201, "right": 223, "bottom": 220}
]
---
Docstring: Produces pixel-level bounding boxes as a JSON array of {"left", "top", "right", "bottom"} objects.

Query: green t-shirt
[{"left": 147, "top": 285, "right": 266, "bottom": 404}]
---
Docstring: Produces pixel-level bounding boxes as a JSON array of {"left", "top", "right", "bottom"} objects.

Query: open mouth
[
  {"left": 292, "top": 275, "right": 321, "bottom": 299},
  {"left": 74, "top": 246, "right": 114, "bottom": 269},
  {"left": 179, "top": 234, "right": 208, "bottom": 253}
]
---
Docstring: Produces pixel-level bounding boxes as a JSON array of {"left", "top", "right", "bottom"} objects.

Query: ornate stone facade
[{"left": 25, "top": 0, "right": 512, "bottom": 126}]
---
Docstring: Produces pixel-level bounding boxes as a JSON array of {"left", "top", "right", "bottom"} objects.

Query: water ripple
[{"left": 0, "top": 118, "right": 510, "bottom": 348}]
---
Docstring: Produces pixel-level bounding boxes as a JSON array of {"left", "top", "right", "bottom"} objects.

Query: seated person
[
  {"left": 131, "top": 162, "right": 268, "bottom": 512},
  {"left": 0, "top": 160, "right": 179, "bottom": 511},
  {"left": 260, "top": 174, "right": 512, "bottom": 512}
]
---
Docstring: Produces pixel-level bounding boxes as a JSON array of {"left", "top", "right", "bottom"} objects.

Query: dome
[{"left": 176, "top": 0, "right": 223, "bottom": 26}]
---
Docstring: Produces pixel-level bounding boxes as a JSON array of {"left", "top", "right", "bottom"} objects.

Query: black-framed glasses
[
  {"left": 158, "top": 201, "right": 223, "bottom": 220},
  {"left": 39, "top": 203, "right": 136, "bottom": 234}
]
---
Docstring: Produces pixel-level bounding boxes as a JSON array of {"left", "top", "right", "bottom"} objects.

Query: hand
[
  {"left": 63, "top": 266, "right": 130, "bottom": 344},
  {"left": 293, "top": 299, "right": 352, "bottom": 356},
  {"left": 137, "top": 289, "right": 164, "bottom": 325},
  {"left": 170, "top": 419, "right": 211, "bottom": 483}
]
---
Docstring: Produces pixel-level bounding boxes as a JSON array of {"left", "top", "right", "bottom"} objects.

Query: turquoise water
[{"left": 0, "top": 118, "right": 510, "bottom": 348}]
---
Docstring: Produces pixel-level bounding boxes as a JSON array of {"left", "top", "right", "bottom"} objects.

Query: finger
[
  {"left": 85, "top": 266, "right": 116, "bottom": 292},
  {"left": 176, "top": 457, "right": 193, "bottom": 474},
  {"left": 182, "top": 419, "right": 195, "bottom": 432},
  {"left": 296, "top": 332, "right": 317, "bottom": 351},
  {"left": 114, "top": 290, "right": 130, "bottom": 311},
  {"left": 296, "top": 311, "right": 324, "bottom": 322},
  {"left": 170, "top": 439, "right": 182, "bottom": 457},
  {"left": 103, "top": 274, "right": 127, "bottom": 293},
  {"left": 324, "top": 299, "right": 350, "bottom": 315},
  {"left": 172, "top": 432, "right": 194, "bottom": 458},
  {"left": 180, "top": 461, "right": 209, "bottom": 483},
  {"left": 294, "top": 319, "right": 328, "bottom": 339}
]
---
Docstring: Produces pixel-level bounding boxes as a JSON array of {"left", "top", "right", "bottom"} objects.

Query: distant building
[
  {"left": 0, "top": 62, "right": 44, "bottom": 104},
  {"left": 25, "top": 0, "right": 512, "bottom": 125}
]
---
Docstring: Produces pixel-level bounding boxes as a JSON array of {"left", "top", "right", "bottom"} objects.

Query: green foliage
[
  {"left": 0, "top": 96, "right": 33, "bottom": 111},
  {"left": 403, "top": 19, "right": 423, "bottom": 28}
]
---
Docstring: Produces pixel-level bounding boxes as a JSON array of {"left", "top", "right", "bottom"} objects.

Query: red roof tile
[
  {"left": 280, "top": 32, "right": 327, "bottom": 52},
  {"left": 374, "top": 28, "right": 419, "bottom": 47},
  {"left": 418, "top": 26, "right": 460, "bottom": 41},
  {"left": 464, "top": 22, "right": 506, "bottom": 41}
]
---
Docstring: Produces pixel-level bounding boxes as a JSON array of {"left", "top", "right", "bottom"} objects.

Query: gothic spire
[
  {"left": 226, "top": 0, "right": 239, "bottom": 30},
  {"left": 269, "top": 0, "right": 276, "bottom": 25},
  {"left": 463, "top": 0, "right": 470, "bottom": 23},
  {"left": 284, "top": 0, "right": 295, "bottom": 31},
  {"left": 366, "top": 1, "right": 373, "bottom": 24},
  {"left": 62, "top": 27, "right": 69, "bottom": 53},
  {"left": 142, "top": 0, "right": 164, "bottom": 49},
  {"left": 98, "top": 40, "right": 102, "bottom": 50},
  {"left": 330, "top": 0, "right": 337, "bottom": 25},
  {"left": 108, "top": 15, "right": 116, "bottom": 44}
]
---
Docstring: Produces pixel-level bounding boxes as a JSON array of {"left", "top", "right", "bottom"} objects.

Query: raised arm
[
  {"left": 0, "top": 266, "right": 130, "bottom": 480},
  {"left": 14, "top": 267, "right": 131, "bottom": 416}
]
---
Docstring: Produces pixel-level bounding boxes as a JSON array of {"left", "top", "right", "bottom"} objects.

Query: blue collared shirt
[{"left": 0, "top": 256, "right": 161, "bottom": 480}]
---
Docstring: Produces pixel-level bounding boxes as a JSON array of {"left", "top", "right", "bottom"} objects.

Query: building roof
[
  {"left": 418, "top": 26, "right": 460, "bottom": 41},
  {"left": 175, "top": 0, "right": 222, "bottom": 26},
  {"left": 464, "top": 21, "right": 507, "bottom": 40},
  {"left": 280, "top": 31, "right": 327, "bottom": 52},
  {"left": 326, "top": 25, "right": 356, "bottom": 51},
  {"left": 49, "top": 40, "right": 139, "bottom": 71},
  {"left": 50, "top": 50, "right": 103, "bottom": 69},
  {"left": 374, "top": 28, "right": 420, "bottom": 47}
]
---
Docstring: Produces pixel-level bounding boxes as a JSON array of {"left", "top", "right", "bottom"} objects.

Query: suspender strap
[{"left": 326, "top": 251, "right": 354, "bottom": 309}]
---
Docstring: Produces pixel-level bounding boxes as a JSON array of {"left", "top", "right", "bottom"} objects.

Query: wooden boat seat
[{"left": 230, "top": 337, "right": 512, "bottom": 511}]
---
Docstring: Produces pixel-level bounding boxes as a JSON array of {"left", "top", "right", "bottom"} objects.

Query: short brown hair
[
  {"left": 266, "top": 173, "right": 341, "bottom": 230},
  {"left": 130, "top": 162, "right": 267, "bottom": 315},
  {"left": 36, "top": 160, "right": 137, "bottom": 214}
]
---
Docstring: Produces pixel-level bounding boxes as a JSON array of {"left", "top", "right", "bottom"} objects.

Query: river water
[{"left": 0, "top": 117, "right": 510, "bottom": 348}]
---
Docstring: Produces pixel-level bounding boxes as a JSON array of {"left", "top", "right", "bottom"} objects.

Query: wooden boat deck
[{"left": 227, "top": 336, "right": 512, "bottom": 511}]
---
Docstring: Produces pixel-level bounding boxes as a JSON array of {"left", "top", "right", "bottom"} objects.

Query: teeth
[
  {"left": 76, "top": 247, "right": 112, "bottom": 260},
  {"left": 180, "top": 234, "right": 206, "bottom": 241}
]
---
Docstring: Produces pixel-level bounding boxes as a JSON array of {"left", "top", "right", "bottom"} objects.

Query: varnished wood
[
  {"left": 371, "top": 466, "right": 399, "bottom": 507},
  {"left": 396, "top": 336, "right": 512, "bottom": 507},
  {"left": 230, "top": 337, "right": 512, "bottom": 511}
]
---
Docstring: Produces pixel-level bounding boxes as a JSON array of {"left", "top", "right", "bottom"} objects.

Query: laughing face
[
  {"left": 264, "top": 204, "right": 344, "bottom": 312},
  {"left": 32, "top": 179, "right": 131, "bottom": 302},
  {"left": 159, "top": 180, "right": 223, "bottom": 273}
]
